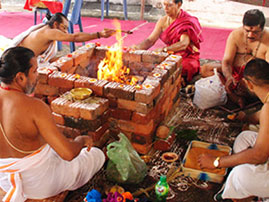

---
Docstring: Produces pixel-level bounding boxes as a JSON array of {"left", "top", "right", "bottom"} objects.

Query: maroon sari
[{"left": 160, "top": 10, "right": 203, "bottom": 82}]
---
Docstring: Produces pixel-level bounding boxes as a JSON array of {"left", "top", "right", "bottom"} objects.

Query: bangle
[{"left": 97, "top": 32, "right": 100, "bottom": 38}]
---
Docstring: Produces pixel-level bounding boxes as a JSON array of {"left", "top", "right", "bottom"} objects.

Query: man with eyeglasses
[
  {"left": 8, "top": 13, "right": 115, "bottom": 66},
  {"left": 201, "top": 9, "right": 269, "bottom": 109}
]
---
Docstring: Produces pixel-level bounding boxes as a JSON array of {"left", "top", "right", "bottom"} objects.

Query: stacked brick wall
[{"left": 34, "top": 43, "right": 182, "bottom": 154}]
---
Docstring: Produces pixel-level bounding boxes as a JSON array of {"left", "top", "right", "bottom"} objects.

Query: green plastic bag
[{"left": 106, "top": 133, "right": 147, "bottom": 184}]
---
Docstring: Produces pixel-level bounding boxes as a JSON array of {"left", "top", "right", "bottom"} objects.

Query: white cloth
[
  {"left": 222, "top": 131, "right": 269, "bottom": 199},
  {"left": 0, "top": 144, "right": 105, "bottom": 202},
  {"left": 8, "top": 23, "right": 57, "bottom": 66},
  {"left": 0, "top": 36, "right": 12, "bottom": 56}
]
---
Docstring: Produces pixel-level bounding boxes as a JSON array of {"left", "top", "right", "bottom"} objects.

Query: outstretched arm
[
  {"left": 199, "top": 104, "right": 269, "bottom": 169},
  {"left": 132, "top": 17, "right": 165, "bottom": 50},
  {"left": 44, "top": 28, "right": 115, "bottom": 42}
]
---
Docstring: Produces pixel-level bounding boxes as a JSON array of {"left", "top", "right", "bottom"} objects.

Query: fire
[{"left": 97, "top": 20, "right": 137, "bottom": 85}]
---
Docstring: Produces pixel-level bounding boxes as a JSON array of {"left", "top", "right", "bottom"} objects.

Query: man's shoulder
[
  {"left": 228, "top": 27, "right": 243, "bottom": 41},
  {"left": 262, "top": 28, "right": 269, "bottom": 40},
  {"left": 21, "top": 95, "right": 48, "bottom": 110}
]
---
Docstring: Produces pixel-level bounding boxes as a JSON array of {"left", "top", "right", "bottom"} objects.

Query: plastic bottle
[{"left": 155, "top": 175, "right": 169, "bottom": 202}]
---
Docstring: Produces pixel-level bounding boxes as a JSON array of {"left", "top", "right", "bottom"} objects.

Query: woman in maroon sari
[{"left": 132, "top": 0, "right": 203, "bottom": 83}]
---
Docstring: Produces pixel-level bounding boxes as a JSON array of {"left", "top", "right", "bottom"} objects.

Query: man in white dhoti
[
  {"left": 199, "top": 58, "right": 269, "bottom": 201},
  {"left": 10, "top": 12, "right": 115, "bottom": 65},
  {"left": 0, "top": 47, "right": 105, "bottom": 202}
]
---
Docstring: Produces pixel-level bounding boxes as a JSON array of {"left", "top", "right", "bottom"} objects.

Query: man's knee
[
  {"left": 230, "top": 165, "right": 255, "bottom": 189},
  {"left": 233, "top": 131, "right": 257, "bottom": 153},
  {"left": 200, "top": 62, "right": 221, "bottom": 78}
]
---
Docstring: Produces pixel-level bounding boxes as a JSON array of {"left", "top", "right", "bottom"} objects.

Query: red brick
[
  {"left": 161, "top": 96, "right": 170, "bottom": 115},
  {"left": 55, "top": 55, "right": 74, "bottom": 73},
  {"left": 87, "top": 123, "right": 109, "bottom": 142},
  {"left": 110, "top": 108, "right": 132, "bottom": 120},
  {"left": 118, "top": 99, "right": 153, "bottom": 114},
  {"left": 165, "top": 54, "right": 182, "bottom": 68},
  {"left": 52, "top": 112, "right": 65, "bottom": 125},
  {"left": 131, "top": 105, "right": 160, "bottom": 124},
  {"left": 124, "top": 50, "right": 143, "bottom": 63},
  {"left": 135, "top": 78, "right": 160, "bottom": 104},
  {"left": 48, "top": 71, "right": 75, "bottom": 89},
  {"left": 51, "top": 97, "right": 72, "bottom": 116},
  {"left": 117, "top": 119, "right": 155, "bottom": 136},
  {"left": 132, "top": 142, "right": 152, "bottom": 155},
  {"left": 72, "top": 49, "right": 90, "bottom": 68},
  {"left": 34, "top": 83, "right": 59, "bottom": 96},
  {"left": 131, "top": 133, "right": 154, "bottom": 145},
  {"left": 56, "top": 124, "right": 80, "bottom": 139},
  {"left": 142, "top": 50, "right": 168, "bottom": 64},
  {"left": 153, "top": 133, "right": 176, "bottom": 151},
  {"left": 37, "top": 66, "right": 57, "bottom": 84}
]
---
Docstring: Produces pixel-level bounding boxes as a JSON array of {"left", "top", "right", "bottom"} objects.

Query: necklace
[
  {"left": 244, "top": 32, "right": 263, "bottom": 64},
  {"left": 264, "top": 91, "right": 269, "bottom": 103},
  {"left": 0, "top": 122, "right": 40, "bottom": 154},
  {"left": 0, "top": 85, "right": 22, "bottom": 93}
]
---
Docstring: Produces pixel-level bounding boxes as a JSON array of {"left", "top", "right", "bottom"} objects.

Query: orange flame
[{"left": 97, "top": 20, "right": 137, "bottom": 86}]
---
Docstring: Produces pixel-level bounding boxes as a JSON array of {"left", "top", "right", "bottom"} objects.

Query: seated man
[
  {"left": 0, "top": 47, "right": 105, "bottom": 202},
  {"left": 201, "top": 9, "right": 269, "bottom": 108},
  {"left": 10, "top": 12, "right": 115, "bottom": 65},
  {"left": 132, "top": 0, "right": 203, "bottom": 84},
  {"left": 199, "top": 58, "right": 269, "bottom": 201}
]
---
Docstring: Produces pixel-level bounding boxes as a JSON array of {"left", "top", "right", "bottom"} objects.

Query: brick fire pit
[{"left": 35, "top": 43, "right": 182, "bottom": 154}]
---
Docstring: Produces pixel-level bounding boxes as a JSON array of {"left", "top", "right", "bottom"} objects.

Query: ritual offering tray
[{"left": 182, "top": 140, "right": 232, "bottom": 183}]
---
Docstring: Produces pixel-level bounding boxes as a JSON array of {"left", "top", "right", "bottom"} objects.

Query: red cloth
[
  {"left": 232, "top": 65, "right": 245, "bottom": 82},
  {"left": 160, "top": 10, "right": 203, "bottom": 82},
  {"left": 24, "top": 0, "right": 63, "bottom": 14}
]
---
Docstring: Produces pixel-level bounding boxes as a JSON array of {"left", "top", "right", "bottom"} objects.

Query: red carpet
[{"left": 0, "top": 11, "right": 232, "bottom": 60}]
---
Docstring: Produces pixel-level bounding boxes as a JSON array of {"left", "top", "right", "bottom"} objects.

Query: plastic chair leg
[
  {"left": 123, "top": 0, "right": 127, "bottom": 20},
  {"left": 57, "top": 41, "right": 62, "bottom": 51},
  {"left": 68, "top": 22, "right": 75, "bottom": 52},
  {"left": 78, "top": 17, "right": 85, "bottom": 46},
  {"left": 106, "top": 0, "right": 109, "bottom": 17},
  {"left": 101, "top": 0, "right": 105, "bottom": 21},
  {"left": 34, "top": 10, "right": 37, "bottom": 25}
]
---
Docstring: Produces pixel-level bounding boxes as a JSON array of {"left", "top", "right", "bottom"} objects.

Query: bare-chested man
[
  {"left": 0, "top": 47, "right": 105, "bottom": 201},
  {"left": 201, "top": 9, "right": 269, "bottom": 108},
  {"left": 199, "top": 58, "right": 269, "bottom": 201},
  {"left": 12, "top": 12, "right": 115, "bottom": 65}
]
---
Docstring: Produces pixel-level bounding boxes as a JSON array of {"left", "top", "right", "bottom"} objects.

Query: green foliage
[{"left": 175, "top": 129, "right": 199, "bottom": 141}]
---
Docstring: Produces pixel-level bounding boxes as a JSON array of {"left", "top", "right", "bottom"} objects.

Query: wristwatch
[
  {"left": 213, "top": 157, "right": 220, "bottom": 168},
  {"left": 163, "top": 47, "right": 168, "bottom": 52}
]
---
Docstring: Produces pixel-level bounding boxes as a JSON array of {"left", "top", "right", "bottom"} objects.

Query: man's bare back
[
  {"left": 19, "top": 25, "right": 54, "bottom": 57},
  {"left": 0, "top": 90, "right": 46, "bottom": 158}
]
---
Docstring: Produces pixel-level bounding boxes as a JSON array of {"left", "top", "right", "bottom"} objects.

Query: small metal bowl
[
  {"left": 161, "top": 152, "right": 179, "bottom": 163},
  {"left": 70, "top": 88, "right": 92, "bottom": 100}
]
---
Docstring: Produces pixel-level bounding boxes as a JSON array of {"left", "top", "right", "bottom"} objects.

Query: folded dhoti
[{"left": 0, "top": 145, "right": 105, "bottom": 202}]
